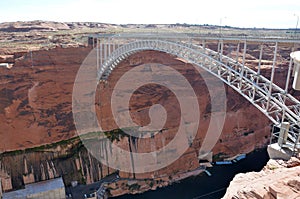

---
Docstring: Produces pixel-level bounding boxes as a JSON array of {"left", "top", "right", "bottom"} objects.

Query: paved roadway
[{"left": 66, "top": 173, "right": 119, "bottom": 199}]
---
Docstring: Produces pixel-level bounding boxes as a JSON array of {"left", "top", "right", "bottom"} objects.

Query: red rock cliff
[{"left": 0, "top": 46, "right": 92, "bottom": 151}]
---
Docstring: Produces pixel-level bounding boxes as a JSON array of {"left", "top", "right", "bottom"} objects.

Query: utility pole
[{"left": 294, "top": 14, "right": 299, "bottom": 38}]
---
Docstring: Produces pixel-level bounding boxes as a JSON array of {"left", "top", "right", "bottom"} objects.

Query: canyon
[{"left": 0, "top": 21, "right": 300, "bottom": 197}]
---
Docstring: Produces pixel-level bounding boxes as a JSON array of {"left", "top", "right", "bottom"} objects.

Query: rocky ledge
[{"left": 222, "top": 156, "right": 300, "bottom": 199}]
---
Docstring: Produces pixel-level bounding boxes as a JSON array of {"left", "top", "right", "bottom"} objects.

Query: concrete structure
[
  {"left": 278, "top": 122, "right": 290, "bottom": 147},
  {"left": 2, "top": 177, "right": 65, "bottom": 199},
  {"left": 267, "top": 143, "right": 293, "bottom": 160},
  {"left": 291, "top": 51, "right": 300, "bottom": 90},
  {"left": 269, "top": 121, "right": 299, "bottom": 160}
]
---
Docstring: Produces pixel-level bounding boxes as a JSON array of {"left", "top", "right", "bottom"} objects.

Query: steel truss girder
[{"left": 96, "top": 39, "right": 300, "bottom": 154}]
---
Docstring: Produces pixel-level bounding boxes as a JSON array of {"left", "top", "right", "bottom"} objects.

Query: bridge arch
[{"left": 96, "top": 39, "right": 300, "bottom": 155}]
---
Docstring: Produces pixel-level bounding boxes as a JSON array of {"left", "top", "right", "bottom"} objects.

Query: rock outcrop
[{"left": 222, "top": 157, "right": 300, "bottom": 199}]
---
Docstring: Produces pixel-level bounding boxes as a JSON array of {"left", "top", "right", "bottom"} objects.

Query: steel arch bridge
[{"left": 90, "top": 33, "right": 300, "bottom": 158}]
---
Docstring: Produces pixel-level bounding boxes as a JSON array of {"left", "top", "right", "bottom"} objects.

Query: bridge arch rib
[{"left": 96, "top": 39, "right": 300, "bottom": 154}]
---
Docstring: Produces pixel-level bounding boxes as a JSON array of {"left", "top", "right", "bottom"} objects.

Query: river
[{"left": 113, "top": 148, "right": 269, "bottom": 199}]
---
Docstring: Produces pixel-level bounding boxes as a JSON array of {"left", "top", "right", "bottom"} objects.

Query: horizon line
[{"left": 0, "top": 20, "right": 299, "bottom": 31}]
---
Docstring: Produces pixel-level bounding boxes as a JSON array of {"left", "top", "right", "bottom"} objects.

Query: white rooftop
[{"left": 2, "top": 177, "right": 65, "bottom": 199}]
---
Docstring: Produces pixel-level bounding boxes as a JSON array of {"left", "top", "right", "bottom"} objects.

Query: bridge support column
[
  {"left": 233, "top": 42, "right": 240, "bottom": 72},
  {"left": 266, "top": 42, "right": 278, "bottom": 110},
  {"left": 268, "top": 122, "right": 293, "bottom": 160},
  {"left": 100, "top": 40, "right": 103, "bottom": 66},
  {"left": 257, "top": 43, "right": 263, "bottom": 79},
  {"left": 96, "top": 39, "right": 99, "bottom": 71},
  {"left": 104, "top": 43, "right": 107, "bottom": 63},
  {"left": 278, "top": 122, "right": 289, "bottom": 146},
  {"left": 219, "top": 40, "right": 224, "bottom": 62},
  {"left": 238, "top": 41, "right": 247, "bottom": 89},
  {"left": 108, "top": 42, "right": 111, "bottom": 56},
  {"left": 202, "top": 40, "right": 206, "bottom": 48}
]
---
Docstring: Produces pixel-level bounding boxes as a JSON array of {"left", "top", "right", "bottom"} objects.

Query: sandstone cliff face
[
  {"left": 0, "top": 45, "right": 274, "bottom": 152},
  {"left": 0, "top": 46, "right": 91, "bottom": 151},
  {"left": 222, "top": 157, "right": 300, "bottom": 199},
  {"left": 0, "top": 42, "right": 295, "bottom": 192},
  {"left": 97, "top": 50, "right": 271, "bottom": 178}
]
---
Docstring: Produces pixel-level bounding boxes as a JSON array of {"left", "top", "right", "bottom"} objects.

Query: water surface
[{"left": 114, "top": 149, "right": 269, "bottom": 199}]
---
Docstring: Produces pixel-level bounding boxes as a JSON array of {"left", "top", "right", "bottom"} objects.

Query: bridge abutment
[{"left": 267, "top": 143, "right": 293, "bottom": 160}]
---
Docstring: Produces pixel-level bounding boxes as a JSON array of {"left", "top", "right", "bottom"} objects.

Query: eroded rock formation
[{"left": 222, "top": 156, "right": 300, "bottom": 199}]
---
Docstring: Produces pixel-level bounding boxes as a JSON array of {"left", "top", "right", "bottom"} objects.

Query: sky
[{"left": 0, "top": 0, "right": 299, "bottom": 29}]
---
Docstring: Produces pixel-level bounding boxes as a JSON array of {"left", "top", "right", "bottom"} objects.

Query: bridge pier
[
  {"left": 268, "top": 122, "right": 294, "bottom": 160},
  {"left": 267, "top": 143, "right": 293, "bottom": 160}
]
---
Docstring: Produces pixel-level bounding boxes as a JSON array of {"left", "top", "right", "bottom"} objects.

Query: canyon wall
[
  {"left": 0, "top": 46, "right": 91, "bottom": 151},
  {"left": 0, "top": 42, "right": 296, "bottom": 192}
]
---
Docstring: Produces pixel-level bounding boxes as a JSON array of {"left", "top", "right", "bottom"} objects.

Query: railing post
[
  {"left": 257, "top": 43, "right": 263, "bottom": 84},
  {"left": 266, "top": 42, "right": 278, "bottom": 111}
]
